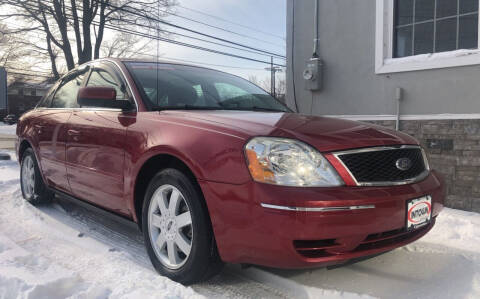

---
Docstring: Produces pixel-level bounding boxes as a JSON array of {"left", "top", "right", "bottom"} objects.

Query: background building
[
  {"left": 286, "top": 0, "right": 480, "bottom": 212},
  {"left": 0, "top": 80, "right": 51, "bottom": 118}
]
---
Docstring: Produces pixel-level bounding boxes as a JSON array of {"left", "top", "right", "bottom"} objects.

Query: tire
[
  {"left": 20, "top": 148, "right": 54, "bottom": 204},
  {"left": 142, "top": 168, "right": 223, "bottom": 285}
]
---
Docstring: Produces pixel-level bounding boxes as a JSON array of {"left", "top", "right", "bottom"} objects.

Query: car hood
[{"left": 160, "top": 111, "right": 419, "bottom": 152}]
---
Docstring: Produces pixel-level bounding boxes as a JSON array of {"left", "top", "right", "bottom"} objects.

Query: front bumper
[{"left": 199, "top": 170, "right": 445, "bottom": 268}]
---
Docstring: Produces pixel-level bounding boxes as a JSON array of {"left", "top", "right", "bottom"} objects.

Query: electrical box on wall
[{"left": 303, "top": 57, "right": 323, "bottom": 91}]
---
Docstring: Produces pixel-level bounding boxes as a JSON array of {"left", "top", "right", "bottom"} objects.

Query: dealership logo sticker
[
  {"left": 407, "top": 196, "right": 432, "bottom": 230},
  {"left": 396, "top": 158, "right": 412, "bottom": 171}
]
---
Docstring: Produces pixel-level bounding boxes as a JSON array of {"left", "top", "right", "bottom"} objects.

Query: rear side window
[
  {"left": 87, "top": 69, "right": 127, "bottom": 100},
  {"left": 51, "top": 73, "right": 86, "bottom": 108}
]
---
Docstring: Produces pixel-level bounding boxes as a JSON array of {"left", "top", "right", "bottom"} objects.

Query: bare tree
[
  {"left": 248, "top": 74, "right": 286, "bottom": 100},
  {"left": 0, "top": 0, "right": 176, "bottom": 79},
  {"left": 101, "top": 32, "right": 154, "bottom": 59},
  {"left": 0, "top": 25, "right": 20, "bottom": 68},
  {"left": 0, "top": 24, "right": 47, "bottom": 83}
]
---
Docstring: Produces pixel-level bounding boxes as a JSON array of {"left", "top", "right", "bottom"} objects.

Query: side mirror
[{"left": 77, "top": 87, "right": 132, "bottom": 110}]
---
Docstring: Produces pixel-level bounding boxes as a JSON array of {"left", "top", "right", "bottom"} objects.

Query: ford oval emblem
[{"left": 396, "top": 158, "right": 412, "bottom": 171}]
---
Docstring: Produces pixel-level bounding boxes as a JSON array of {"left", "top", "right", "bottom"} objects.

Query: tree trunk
[
  {"left": 70, "top": 0, "right": 83, "bottom": 62},
  {"left": 80, "top": 0, "right": 93, "bottom": 64},
  {"left": 46, "top": 34, "right": 60, "bottom": 80},
  {"left": 94, "top": 1, "right": 107, "bottom": 59},
  {"left": 52, "top": 0, "right": 75, "bottom": 70}
]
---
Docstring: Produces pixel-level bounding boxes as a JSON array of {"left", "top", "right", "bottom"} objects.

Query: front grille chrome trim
[
  {"left": 260, "top": 203, "right": 375, "bottom": 212},
  {"left": 332, "top": 145, "right": 421, "bottom": 156},
  {"left": 332, "top": 145, "right": 430, "bottom": 187}
]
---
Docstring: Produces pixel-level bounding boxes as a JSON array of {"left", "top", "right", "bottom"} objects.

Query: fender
[
  {"left": 17, "top": 125, "right": 48, "bottom": 187},
  {"left": 125, "top": 144, "right": 204, "bottom": 221}
]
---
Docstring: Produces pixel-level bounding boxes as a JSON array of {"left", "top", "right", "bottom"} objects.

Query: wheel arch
[
  {"left": 18, "top": 139, "right": 32, "bottom": 162},
  {"left": 132, "top": 153, "right": 210, "bottom": 230}
]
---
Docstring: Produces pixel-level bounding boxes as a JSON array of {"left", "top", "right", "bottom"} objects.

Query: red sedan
[{"left": 16, "top": 58, "right": 444, "bottom": 284}]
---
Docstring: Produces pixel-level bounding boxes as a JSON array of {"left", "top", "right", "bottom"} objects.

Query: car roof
[{"left": 62, "top": 58, "right": 225, "bottom": 81}]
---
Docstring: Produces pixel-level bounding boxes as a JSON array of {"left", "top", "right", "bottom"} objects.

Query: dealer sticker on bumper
[{"left": 407, "top": 195, "right": 432, "bottom": 230}]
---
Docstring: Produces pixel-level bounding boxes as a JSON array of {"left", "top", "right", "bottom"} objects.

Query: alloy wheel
[
  {"left": 148, "top": 184, "right": 193, "bottom": 269},
  {"left": 21, "top": 155, "right": 35, "bottom": 198}
]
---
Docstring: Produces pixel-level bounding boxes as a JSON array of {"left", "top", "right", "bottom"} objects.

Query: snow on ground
[
  {"left": 0, "top": 152, "right": 202, "bottom": 299},
  {"left": 0, "top": 124, "right": 16, "bottom": 136},
  {"left": 0, "top": 150, "right": 479, "bottom": 299}
]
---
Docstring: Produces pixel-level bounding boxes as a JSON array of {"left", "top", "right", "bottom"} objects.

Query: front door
[
  {"left": 35, "top": 72, "right": 87, "bottom": 193},
  {"left": 65, "top": 63, "right": 134, "bottom": 216}
]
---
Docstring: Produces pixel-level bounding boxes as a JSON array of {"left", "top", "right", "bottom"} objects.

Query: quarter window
[
  {"left": 37, "top": 82, "right": 59, "bottom": 108},
  {"left": 51, "top": 73, "right": 86, "bottom": 108},
  {"left": 394, "top": 0, "right": 479, "bottom": 58}
]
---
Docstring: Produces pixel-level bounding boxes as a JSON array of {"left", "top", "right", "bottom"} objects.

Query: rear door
[
  {"left": 65, "top": 62, "right": 135, "bottom": 215},
  {"left": 33, "top": 72, "right": 87, "bottom": 193}
]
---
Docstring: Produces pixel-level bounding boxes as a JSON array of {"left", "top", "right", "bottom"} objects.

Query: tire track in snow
[{"left": 45, "top": 197, "right": 291, "bottom": 299}]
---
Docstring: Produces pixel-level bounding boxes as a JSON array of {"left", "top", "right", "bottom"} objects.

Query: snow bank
[
  {"left": 0, "top": 234, "right": 109, "bottom": 299},
  {"left": 421, "top": 207, "right": 480, "bottom": 253},
  {"left": 0, "top": 124, "right": 16, "bottom": 136}
]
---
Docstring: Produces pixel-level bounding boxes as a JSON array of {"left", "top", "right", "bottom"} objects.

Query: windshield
[{"left": 125, "top": 62, "right": 290, "bottom": 112}]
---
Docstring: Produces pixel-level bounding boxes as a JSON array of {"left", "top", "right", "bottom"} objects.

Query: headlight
[{"left": 244, "top": 137, "right": 344, "bottom": 187}]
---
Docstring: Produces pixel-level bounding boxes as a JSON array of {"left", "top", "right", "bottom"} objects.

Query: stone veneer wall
[{"left": 363, "top": 119, "right": 480, "bottom": 213}]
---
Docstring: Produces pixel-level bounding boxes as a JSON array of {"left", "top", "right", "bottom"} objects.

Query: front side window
[
  {"left": 86, "top": 68, "right": 127, "bottom": 100},
  {"left": 51, "top": 73, "right": 86, "bottom": 108},
  {"left": 125, "top": 62, "right": 290, "bottom": 112},
  {"left": 394, "top": 0, "right": 479, "bottom": 58},
  {"left": 37, "top": 82, "right": 59, "bottom": 108}
]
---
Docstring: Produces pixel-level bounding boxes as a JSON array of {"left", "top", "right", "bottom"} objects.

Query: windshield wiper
[
  {"left": 152, "top": 105, "right": 286, "bottom": 112},
  {"left": 234, "top": 106, "right": 286, "bottom": 112},
  {"left": 152, "top": 105, "right": 223, "bottom": 111}
]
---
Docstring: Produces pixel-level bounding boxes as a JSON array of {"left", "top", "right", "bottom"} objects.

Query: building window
[
  {"left": 375, "top": 0, "right": 480, "bottom": 73},
  {"left": 394, "top": 0, "right": 479, "bottom": 58}
]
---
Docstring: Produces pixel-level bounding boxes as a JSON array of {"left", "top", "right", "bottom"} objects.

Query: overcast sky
[{"left": 139, "top": 0, "right": 287, "bottom": 81}]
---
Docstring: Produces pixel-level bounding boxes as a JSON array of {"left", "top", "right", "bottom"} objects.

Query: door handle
[
  {"left": 67, "top": 129, "right": 81, "bottom": 136},
  {"left": 34, "top": 124, "right": 43, "bottom": 134}
]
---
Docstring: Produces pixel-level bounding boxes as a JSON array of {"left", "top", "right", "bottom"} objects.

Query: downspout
[
  {"left": 313, "top": 0, "right": 319, "bottom": 58},
  {"left": 395, "top": 87, "right": 403, "bottom": 130}
]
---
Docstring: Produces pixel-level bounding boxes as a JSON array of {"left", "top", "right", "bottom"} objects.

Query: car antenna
[{"left": 156, "top": 0, "right": 160, "bottom": 109}]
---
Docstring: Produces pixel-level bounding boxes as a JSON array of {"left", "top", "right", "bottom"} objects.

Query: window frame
[{"left": 375, "top": 0, "right": 480, "bottom": 74}]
